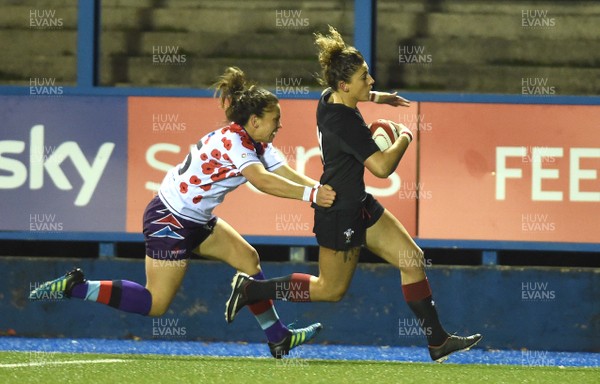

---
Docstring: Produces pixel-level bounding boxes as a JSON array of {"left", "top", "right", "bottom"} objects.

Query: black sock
[
  {"left": 402, "top": 279, "right": 449, "bottom": 346},
  {"left": 406, "top": 296, "right": 449, "bottom": 346}
]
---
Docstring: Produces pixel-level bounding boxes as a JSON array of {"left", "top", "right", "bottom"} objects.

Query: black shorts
[
  {"left": 313, "top": 193, "right": 385, "bottom": 251},
  {"left": 143, "top": 196, "right": 217, "bottom": 260}
]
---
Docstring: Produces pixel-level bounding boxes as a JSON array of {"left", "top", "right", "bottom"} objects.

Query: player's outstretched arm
[
  {"left": 364, "top": 124, "right": 412, "bottom": 178},
  {"left": 242, "top": 164, "right": 335, "bottom": 207},
  {"left": 368, "top": 91, "right": 411, "bottom": 107},
  {"left": 272, "top": 164, "right": 319, "bottom": 188}
]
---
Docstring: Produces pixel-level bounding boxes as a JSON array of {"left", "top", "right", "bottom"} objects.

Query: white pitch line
[{"left": 0, "top": 358, "right": 127, "bottom": 368}]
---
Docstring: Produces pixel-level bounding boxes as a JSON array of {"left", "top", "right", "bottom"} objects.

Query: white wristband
[{"left": 302, "top": 186, "right": 312, "bottom": 202}]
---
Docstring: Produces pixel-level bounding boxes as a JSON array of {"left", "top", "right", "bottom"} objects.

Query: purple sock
[
  {"left": 249, "top": 271, "right": 289, "bottom": 343},
  {"left": 70, "top": 280, "right": 152, "bottom": 316}
]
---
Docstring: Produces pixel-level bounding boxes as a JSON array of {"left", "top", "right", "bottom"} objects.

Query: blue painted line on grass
[{"left": 0, "top": 338, "right": 598, "bottom": 367}]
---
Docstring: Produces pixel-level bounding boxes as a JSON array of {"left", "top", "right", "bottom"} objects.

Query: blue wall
[{"left": 2, "top": 257, "right": 598, "bottom": 352}]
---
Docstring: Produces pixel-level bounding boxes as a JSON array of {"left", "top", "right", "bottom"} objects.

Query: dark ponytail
[{"left": 213, "top": 67, "right": 278, "bottom": 126}]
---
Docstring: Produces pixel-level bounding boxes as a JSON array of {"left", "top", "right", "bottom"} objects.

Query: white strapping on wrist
[
  {"left": 302, "top": 186, "right": 312, "bottom": 202},
  {"left": 310, "top": 187, "right": 319, "bottom": 204}
]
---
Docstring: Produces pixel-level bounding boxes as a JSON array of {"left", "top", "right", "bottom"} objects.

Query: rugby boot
[
  {"left": 429, "top": 333, "right": 482, "bottom": 363},
  {"left": 269, "top": 322, "right": 323, "bottom": 359},
  {"left": 29, "top": 268, "right": 85, "bottom": 300}
]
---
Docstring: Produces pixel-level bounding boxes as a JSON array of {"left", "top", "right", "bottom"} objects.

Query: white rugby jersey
[{"left": 158, "top": 123, "right": 285, "bottom": 223}]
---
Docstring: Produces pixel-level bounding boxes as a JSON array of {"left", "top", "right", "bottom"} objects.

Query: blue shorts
[
  {"left": 143, "top": 196, "right": 217, "bottom": 260},
  {"left": 313, "top": 193, "right": 384, "bottom": 251}
]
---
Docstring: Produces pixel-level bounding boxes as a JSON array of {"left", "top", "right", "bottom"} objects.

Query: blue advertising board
[{"left": 0, "top": 96, "right": 127, "bottom": 232}]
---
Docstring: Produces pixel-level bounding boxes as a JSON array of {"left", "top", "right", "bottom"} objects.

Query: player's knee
[
  {"left": 326, "top": 291, "right": 346, "bottom": 302},
  {"left": 249, "top": 246, "right": 260, "bottom": 265},
  {"left": 241, "top": 246, "right": 261, "bottom": 274},
  {"left": 146, "top": 291, "right": 171, "bottom": 316},
  {"left": 320, "top": 285, "right": 348, "bottom": 302}
]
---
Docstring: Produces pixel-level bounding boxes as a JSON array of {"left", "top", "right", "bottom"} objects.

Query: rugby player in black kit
[{"left": 226, "top": 26, "right": 482, "bottom": 362}]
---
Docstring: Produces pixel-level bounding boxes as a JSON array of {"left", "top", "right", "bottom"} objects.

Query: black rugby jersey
[{"left": 315, "top": 89, "right": 380, "bottom": 210}]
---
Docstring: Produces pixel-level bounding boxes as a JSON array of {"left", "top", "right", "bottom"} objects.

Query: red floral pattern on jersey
[
  {"left": 202, "top": 159, "right": 222, "bottom": 175},
  {"left": 159, "top": 121, "right": 283, "bottom": 223},
  {"left": 221, "top": 123, "right": 254, "bottom": 151},
  {"left": 179, "top": 182, "right": 188, "bottom": 193},
  {"left": 222, "top": 137, "right": 232, "bottom": 151},
  {"left": 240, "top": 135, "right": 255, "bottom": 151},
  {"left": 211, "top": 167, "right": 233, "bottom": 182},
  {"left": 222, "top": 123, "right": 244, "bottom": 135}
]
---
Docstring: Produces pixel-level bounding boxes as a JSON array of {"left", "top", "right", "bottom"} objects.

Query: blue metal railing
[{"left": 0, "top": 230, "right": 598, "bottom": 254}]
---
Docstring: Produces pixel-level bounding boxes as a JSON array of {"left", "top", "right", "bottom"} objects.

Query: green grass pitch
[{"left": 0, "top": 352, "right": 596, "bottom": 384}]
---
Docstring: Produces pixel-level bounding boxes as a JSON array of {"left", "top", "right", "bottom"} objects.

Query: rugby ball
[{"left": 369, "top": 119, "right": 399, "bottom": 151}]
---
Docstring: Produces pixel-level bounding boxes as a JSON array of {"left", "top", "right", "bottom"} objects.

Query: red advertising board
[
  {"left": 126, "top": 97, "right": 418, "bottom": 237},
  {"left": 5, "top": 93, "right": 595, "bottom": 245},
  {"left": 418, "top": 102, "right": 600, "bottom": 243}
]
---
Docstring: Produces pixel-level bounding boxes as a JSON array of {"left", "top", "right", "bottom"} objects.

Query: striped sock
[
  {"left": 247, "top": 271, "right": 289, "bottom": 343},
  {"left": 70, "top": 280, "right": 152, "bottom": 316}
]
